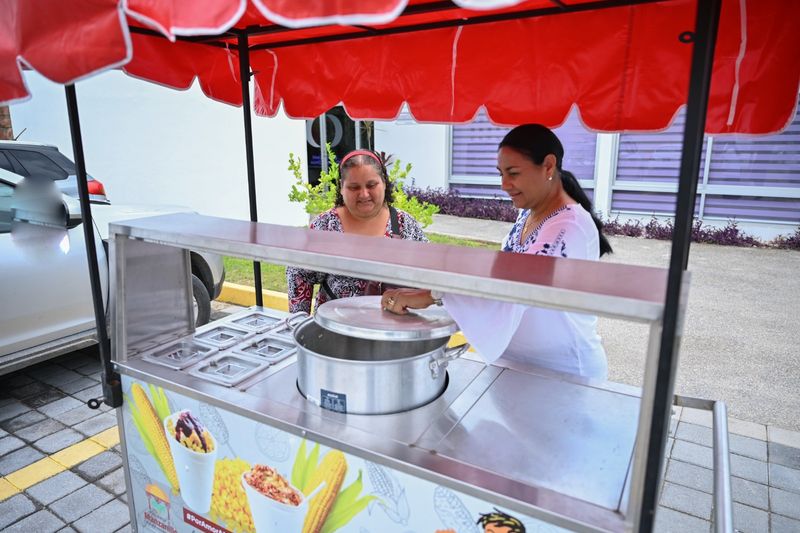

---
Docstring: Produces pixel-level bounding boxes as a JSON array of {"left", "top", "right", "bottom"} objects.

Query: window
[
  {"left": 305, "top": 106, "right": 372, "bottom": 186},
  {"left": 0, "top": 151, "right": 15, "bottom": 174},
  {"left": 0, "top": 182, "right": 13, "bottom": 233},
  {"left": 9, "top": 149, "right": 68, "bottom": 180},
  {"left": 450, "top": 110, "right": 597, "bottom": 198},
  {"left": 613, "top": 97, "right": 800, "bottom": 224}
]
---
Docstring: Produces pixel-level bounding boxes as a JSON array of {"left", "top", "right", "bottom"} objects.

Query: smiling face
[
  {"left": 340, "top": 164, "right": 386, "bottom": 219},
  {"left": 497, "top": 146, "right": 556, "bottom": 211}
]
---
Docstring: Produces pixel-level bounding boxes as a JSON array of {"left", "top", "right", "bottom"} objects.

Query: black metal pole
[
  {"left": 638, "top": 0, "right": 721, "bottom": 530},
  {"left": 237, "top": 32, "right": 263, "bottom": 306},
  {"left": 64, "top": 85, "right": 121, "bottom": 408}
]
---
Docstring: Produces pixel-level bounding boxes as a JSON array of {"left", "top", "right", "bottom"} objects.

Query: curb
[
  {"left": 217, "top": 282, "right": 470, "bottom": 348},
  {"left": 219, "top": 282, "right": 289, "bottom": 311}
]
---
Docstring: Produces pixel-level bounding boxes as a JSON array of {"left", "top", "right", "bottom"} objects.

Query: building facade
[{"left": 376, "top": 102, "right": 800, "bottom": 241}]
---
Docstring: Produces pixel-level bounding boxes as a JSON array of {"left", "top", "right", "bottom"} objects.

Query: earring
[{"left": 547, "top": 175, "right": 553, "bottom": 181}]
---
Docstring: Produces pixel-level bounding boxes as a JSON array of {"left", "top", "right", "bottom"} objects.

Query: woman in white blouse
[{"left": 381, "top": 124, "right": 613, "bottom": 379}]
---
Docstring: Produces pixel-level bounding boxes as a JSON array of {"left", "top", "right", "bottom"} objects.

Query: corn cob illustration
[
  {"left": 433, "top": 485, "right": 480, "bottom": 533},
  {"left": 302, "top": 450, "right": 347, "bottom": 533},
  {"left": 365, "top": 460, "right": 409, "bottom": 524},
  {"left": 127, "top": 383, "right": 179, "bottom": 493}
]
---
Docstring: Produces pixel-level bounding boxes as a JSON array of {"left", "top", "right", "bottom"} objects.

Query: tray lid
[{"left": 315, "top": 295, "right": 457, "bottom": 341}]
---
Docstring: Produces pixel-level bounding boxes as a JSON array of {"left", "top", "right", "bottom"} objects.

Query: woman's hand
[{"left": 381, "top": 288, "right": 434, "bottom": 315}]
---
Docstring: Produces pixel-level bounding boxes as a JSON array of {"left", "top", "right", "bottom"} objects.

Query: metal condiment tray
[
  {"left": 141, "top": 337, "right": 218, "bottom": 370},
  {"left": 194, "top": 324, "right": 253, "bottom": 350}
]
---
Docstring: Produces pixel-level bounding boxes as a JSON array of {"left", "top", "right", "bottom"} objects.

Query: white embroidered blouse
[{"left": 444, "top": 204, "right": 608, "bottom": 379}]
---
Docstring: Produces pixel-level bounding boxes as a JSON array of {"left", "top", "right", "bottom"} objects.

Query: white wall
[
  {"left": 374, "top": 118, "right": 449, "bottom": 190},
  {"left": 10, "top": 71, "right": 308, "bottom": 226}
]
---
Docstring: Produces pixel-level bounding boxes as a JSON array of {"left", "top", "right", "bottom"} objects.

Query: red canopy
[{"left": 1, "top": 0, "right": 798, "bottom": 134}]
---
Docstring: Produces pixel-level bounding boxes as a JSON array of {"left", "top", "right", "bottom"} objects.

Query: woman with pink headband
[{"left": 286, "top": 149, "right": 428, "bottom": 314}]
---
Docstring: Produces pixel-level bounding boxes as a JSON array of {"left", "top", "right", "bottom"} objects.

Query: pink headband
[{"left": 340, "top": 150, "right": 383, "bottom": 168}]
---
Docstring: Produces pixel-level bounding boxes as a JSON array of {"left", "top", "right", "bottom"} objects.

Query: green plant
[
  {"left": 288, "top": 144, "right": 439, "bottom": 227},
  {"left": 288, "top": 143, "right": 340, "bottom": 217},
  {"left": 385, "top": 158, "right": 439, "bottom": 227}
]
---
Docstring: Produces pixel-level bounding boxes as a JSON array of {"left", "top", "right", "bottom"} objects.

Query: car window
[
  {"left": 10, "top": 149, "right": 69, "bottom": 180},
  {"left": 0, "top": 151, "right": 16, "bottom": 174},
  {"left": 0, "top": 182, "right": 13, "bottom": 233}
]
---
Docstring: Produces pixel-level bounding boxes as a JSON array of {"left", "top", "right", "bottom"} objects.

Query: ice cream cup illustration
[
  {"left": 241, "top": 465, "right": 325, "bottom": 533},
  {"left": 164, "top": 410, "right": 218, "bottom": 513}
]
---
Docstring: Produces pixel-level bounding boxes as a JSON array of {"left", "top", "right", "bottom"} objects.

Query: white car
[{"left": 0, "top": 168, "right": 225, "bottom": 376}]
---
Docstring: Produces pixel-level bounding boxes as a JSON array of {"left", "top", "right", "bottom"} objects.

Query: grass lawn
[{"left": 223, "top": 233, "right": 498, "bottom": 291}]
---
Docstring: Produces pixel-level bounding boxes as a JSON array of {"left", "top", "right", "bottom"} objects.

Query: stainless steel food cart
[
  {"left": 7, "top": 0, "right": 796, "bottom": 530},
  {"left": 106, "top": 211, "right": 726, "bottom": 532}
]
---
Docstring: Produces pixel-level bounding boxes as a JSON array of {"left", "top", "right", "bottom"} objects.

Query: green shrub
[{"left": 288, "top": 144, "right": 439, "bottom": 227}]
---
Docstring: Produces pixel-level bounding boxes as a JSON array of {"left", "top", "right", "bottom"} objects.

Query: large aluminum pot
[{"left": 293, "top": 317, "right": 469, "bottom": 415}]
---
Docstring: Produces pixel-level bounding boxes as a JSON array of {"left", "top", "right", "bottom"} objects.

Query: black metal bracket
[{"left": 87, "top": 374, "right": 121, "bottom": 410}]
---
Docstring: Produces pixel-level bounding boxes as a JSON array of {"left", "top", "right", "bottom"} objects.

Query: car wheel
[{"left": 192, "top": 274, "right": 211, "bottom": 326}]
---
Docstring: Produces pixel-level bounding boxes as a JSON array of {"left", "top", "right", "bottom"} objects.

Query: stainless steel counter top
[
  {"left": 118, "top": 353, "right": 640, "bottom": 531},
  {"left": 110, "top": 213, "right": 669, "bottom": 322}
]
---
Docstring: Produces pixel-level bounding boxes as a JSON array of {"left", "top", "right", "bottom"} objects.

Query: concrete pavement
[{"left": 0, "top": 351, "right": 128, "bottom": 533}]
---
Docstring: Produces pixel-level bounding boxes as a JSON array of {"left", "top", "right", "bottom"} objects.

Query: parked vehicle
[
  {"left": 0, "top": 168, "right": 225, "bottom": 375},
  {"left": 0, "top": 140, "right": 109, "bottom": 203}
]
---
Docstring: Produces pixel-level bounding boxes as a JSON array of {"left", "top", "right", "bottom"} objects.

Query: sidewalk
[{"left": 0, "top": 352, "right": 128, "bottom": 533}]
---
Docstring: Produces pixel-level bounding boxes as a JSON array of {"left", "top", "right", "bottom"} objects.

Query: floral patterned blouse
[
  {"left": 502, "top": 204, "right": 584, "bottom": 257},
  {"left": 286, "top": 207, "right": 429, "bottom": 313}
]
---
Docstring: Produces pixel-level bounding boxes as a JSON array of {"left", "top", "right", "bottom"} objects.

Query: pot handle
[
  {"left": 285, "top": 311, "right": 309, "bottom": 331},
  {"left": 429, "top": 343, "right": 470, "bottom": 379}
]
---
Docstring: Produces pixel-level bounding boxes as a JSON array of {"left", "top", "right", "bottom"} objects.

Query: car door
[{"left": 0, "top": 171, "right": 108, "bottom": 368}]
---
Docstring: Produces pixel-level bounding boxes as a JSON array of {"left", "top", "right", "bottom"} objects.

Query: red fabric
[
  {"left": 124, "top": 33, "right": 243, "bottom": 106},
  {"left": 251, "top": 0, "right": 407, "bottom": 26},
  {"left": 0, "top": 0, "right": 128, "bottom": 103},
  {"left": 126, "top": 0, "right": 246, "bottom": 38},
  {"left": 1, "top": 0, "right": 798, "bottom": 134},
  {"left": 250, "top": 0, "right": 800, "bottom": 134}
]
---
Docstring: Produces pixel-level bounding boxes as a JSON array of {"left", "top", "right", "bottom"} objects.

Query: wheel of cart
[{"left": 3, "top": 1, "right": 798, "bottom": 532}]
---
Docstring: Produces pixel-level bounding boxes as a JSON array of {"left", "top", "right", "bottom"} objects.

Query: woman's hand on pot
[{"left": 381, "top": 289, "right": 434, "bottom": 315}]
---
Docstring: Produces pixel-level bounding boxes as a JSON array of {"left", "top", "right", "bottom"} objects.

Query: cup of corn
[
  {"left": 164, "top": 410, "right": 218, "bottom": 513},
  {"left": 241, "top": 464, "right": 308, "bottom": 532}
]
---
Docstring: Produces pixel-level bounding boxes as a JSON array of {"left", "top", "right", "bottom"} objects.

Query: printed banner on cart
[{"left": 120, "top": 375, "right": 565, "bottom": 533}]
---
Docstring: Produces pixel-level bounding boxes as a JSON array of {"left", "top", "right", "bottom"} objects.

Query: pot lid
[{"left": 315, "top": 296, "right": 458, "bottom": 341}]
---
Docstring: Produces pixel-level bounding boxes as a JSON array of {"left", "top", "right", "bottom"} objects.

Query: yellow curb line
[
  {"left": 218, "top": 282, "right": 470, "bottom": 349},
  {"left": 89, "top": 426, "right": 120, "bottom": 449},
  {"left": 219, "top": 282, "right": 288, "bottom": 311},
  {"left": 0, "top": 478, "right": 17, "bottom": 501},
  {"left": 0, "top": 425, "right": 120, "bottom": 501}
]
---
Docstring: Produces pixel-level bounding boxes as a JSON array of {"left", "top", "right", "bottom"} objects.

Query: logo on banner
[{"left": 143, "top": 483, "right": 177, "bottom": 533}]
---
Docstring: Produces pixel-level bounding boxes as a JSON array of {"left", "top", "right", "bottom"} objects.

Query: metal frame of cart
[{"left": 19, "top": 0, "right": 747, "bottom": 531}]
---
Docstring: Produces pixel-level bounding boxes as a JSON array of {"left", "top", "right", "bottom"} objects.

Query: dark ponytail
[
  {"left": 559, "top": 169, "right": 613, "bottom": 256},
  {"left": 499, "top": 124, "right": 613, "bottom": 256}
]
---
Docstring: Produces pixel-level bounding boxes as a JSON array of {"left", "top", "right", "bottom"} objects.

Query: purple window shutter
[
  {"left": 451, "top": 111, "right": 597, "bottom": 198},
  {"left": 616, "top": 109, "right": 707, "bottom": 185},
  {"left": 615, "top": 97, "right": 800, "bottom": 223},
  {"left": 708, "top": 100, "right": 800, "bottom": 188},
  {"left": 451, "top": 112, "right": 507, "bottom": 177},
  {"left": 703, "top": 196, "right": 800, "bottom": 223},
  {"left": 611, "top": 191, "right": 700, "bottom": 216}
]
